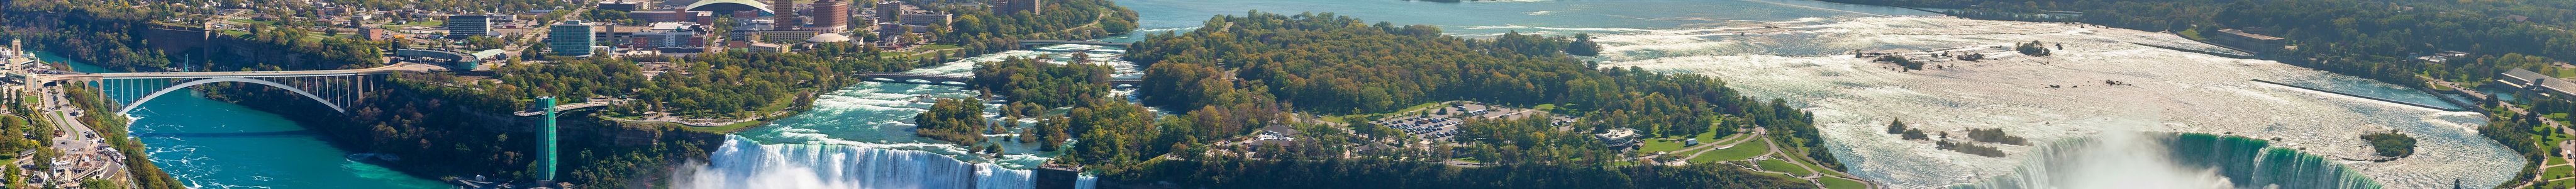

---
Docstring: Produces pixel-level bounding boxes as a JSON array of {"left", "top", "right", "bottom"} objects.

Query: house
[
  {"left": 1596, "top": 128, "right": 1638, "bottom": 147},
  {"left": 2418, "top": 50, "right": 2469, "bottom": 62},
  {"left": 1257, "top": 125, "right": 1301, "bottom": 141},
  {"left": 1246, "top": 125, "right": 1302, "bottom": 146},
  {"left": 2499, "top": 68, "right": 2576, "bottom": 98},
  {"left": 2501, "top": 69, "right": 2551, "bottom": 89}
]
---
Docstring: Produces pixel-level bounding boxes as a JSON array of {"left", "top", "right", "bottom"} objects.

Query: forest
[
  {"left": 1050, "top": 11, "right": 1839, "bottom": 188},
  {"left": 2358, "top": 132, "right": 2415, "bottom": 158},
  {"left": 475, "top": 51, "right": 914, "bottom": 118},
  {"left": 917, "top": 0, "right": 1140, "bottom": 57},
  {"left": 971, "top": 55, "right": 1113, "bottom": 108},
  {"left": 914, "top": 98, "right": 992, "bottom": 146}
]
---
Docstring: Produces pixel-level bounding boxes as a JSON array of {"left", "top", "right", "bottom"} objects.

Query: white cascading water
[
  {"left": 1958, "top": 132, "right": 2238, "bottom": 189},
  {"left": 672, "top": 135, "right": 1094, "bottom": 189}
]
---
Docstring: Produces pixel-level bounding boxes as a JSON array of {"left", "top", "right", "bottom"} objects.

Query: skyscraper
[
  {"left": 444, "top": 14, "right": 493, "bottom": 38},
  {"left": 772, "top": 0, "right": 798, "bottom": 31},
  {"left": 875, "top": 1, "right": 910, "bottom": 23},
  {"left": 548, "top": 21, "right": 597, "bottom": 56},
  {"left": 995, "top": 0, "right": 1041, "bottom": 15},
  {"left": 813, "top": 0, "right": 852, "bottom": 32}
]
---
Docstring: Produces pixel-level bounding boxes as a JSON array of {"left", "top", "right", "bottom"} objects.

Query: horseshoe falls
[{"left": 1953, "top": 133, "right": 2380, "bottom": 189}]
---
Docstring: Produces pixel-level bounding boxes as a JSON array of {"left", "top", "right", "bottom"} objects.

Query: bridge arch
[{"left": 120, "top": 77, "right": 345, "bottom": 113}]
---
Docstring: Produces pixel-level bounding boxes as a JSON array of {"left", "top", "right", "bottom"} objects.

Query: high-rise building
[
  {"left": 898, "top": 13, "right": 951, "bottom": 26},
  {"left": 549, "top": 21, "right": 597, "bottom": 56},
  {"left": 444, "top": 14, "right": 494, "bottom": 38},
  {"left": 875, "top": 1, "right": 911, "bottom": 23},
  {"left": 772, "top": 0, "right": 797, "bottom": 31},
  {"left": 995, "top": 0, "right": 1041, "bottom": 15},
  {"left": 632, "top": 11, "right": 716, "bottom": 24},
  {"left": 812, "top": 0, "right": 852, "bottom": 32},
  {"left": 597, "top": 0, "right": 651, "bottom": 11}
]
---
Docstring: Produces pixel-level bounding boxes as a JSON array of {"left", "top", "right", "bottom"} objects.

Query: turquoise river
[{"left": 43, "top": 0, "right": 2521, "bottom": 188}]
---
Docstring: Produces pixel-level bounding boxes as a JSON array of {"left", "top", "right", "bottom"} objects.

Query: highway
[{"left": 31, "top": 82, "right": 128, "bottom": 188}]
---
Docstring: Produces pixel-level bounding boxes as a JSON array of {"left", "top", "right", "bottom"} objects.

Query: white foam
[{"left": 1594, "top": 16, "right": 2521, "bottom": 188}]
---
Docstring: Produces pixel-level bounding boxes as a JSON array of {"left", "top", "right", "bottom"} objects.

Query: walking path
[{"left": 1660, "top": 129, "right": 1878, "bottom": 188}]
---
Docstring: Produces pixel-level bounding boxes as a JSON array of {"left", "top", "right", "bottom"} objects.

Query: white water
[
  {"left": 1964, "top": 132, "right": 2238, "bottom": 189},
  {"left": 1590, "top": 16, "right": 2522, "bottom": 188},
  {"left": 673, "top": 136, "right": 1095, "bottom": 189},
  {"left": 680, "top": 45, "right": 1125, "bottom": 188}
]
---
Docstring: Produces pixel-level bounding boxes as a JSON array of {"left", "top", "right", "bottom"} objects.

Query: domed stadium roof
[
  {"left": 684, "top": 0, "right": 774, "bottom": 14},
  {"left": 807, "top": 33, "right": 853, "bottom": 43}
]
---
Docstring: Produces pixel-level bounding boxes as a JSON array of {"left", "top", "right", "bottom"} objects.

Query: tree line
[
  {"left": 1062, "top": 11, "right": 1842, "bottom": 187},
  {"left": 971, "top": 55, "right": 1112, "bottom": 108},
  {"left": 916, "top": 0, "right": 1140, "bottom": 57}
]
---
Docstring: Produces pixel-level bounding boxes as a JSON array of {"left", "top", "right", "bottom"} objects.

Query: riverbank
[{"left": 199, "top": 74, "right": 731, "bottom": 188}]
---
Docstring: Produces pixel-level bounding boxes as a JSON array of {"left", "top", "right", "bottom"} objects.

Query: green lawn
[
  {"left": 680, "top": 94, "right": 808, "bottom": 133},
  {"left": 1756, "top": 158, "right": 1814, "bottom": 176},
  {"left": 1819, "top": 176, "right": 1867, "bottom": 189},
  {"left": 1326, "top": 101, "right": 1452, "bottom": 123},
  {"left": 1641, "top": 132, "right": 1727, "bottom": 153},
  {"left": 1689, "top": 139, "right": 1772, "bottom": 164},
  {"left": 2551, "top": 68, "right": 2576, "bottom": 78},
  {"left": 2543, "top": 178, "right": 2576, "bottom": 189},
  {"left": 402, "top": 20, "right": 444, "bottom": 26},
  {"left": 2548, "top": 165, "right": 2573, "bottom": 179},
  {"left": 230, "top": 19, "right": 272, "bottom": 26},
  {"left": 2550, "top": 156, "right": 2569, "bottom": 166},
  {"left": 1640, "top": 138, "right": 1689, "bottom": 152},
  {"left": 916, "top": 44, "right": 966, "bottom": 52}
]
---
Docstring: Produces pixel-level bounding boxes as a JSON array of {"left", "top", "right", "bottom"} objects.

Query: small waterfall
[
  {"left": 674, "top": 135, "right": 1091, "bottom": 189},
  {"left": 1956, "top": 132, "right": 2381, "bottom": 189}
]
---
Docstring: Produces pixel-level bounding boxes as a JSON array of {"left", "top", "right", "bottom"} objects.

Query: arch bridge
[
  {"left": 34, "top": 63, "right": 447, "bottom": 113},
  {"left": 857, "top": 72, "right": 1141, "bottom": 88}
]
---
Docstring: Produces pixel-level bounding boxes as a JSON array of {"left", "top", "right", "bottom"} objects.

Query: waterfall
[
  {"left": 1955, "top": 132, "right": 2381, "bottom": 189},
  {"left": 674, "top": 135, "right": 1092, "bottom": 189}
]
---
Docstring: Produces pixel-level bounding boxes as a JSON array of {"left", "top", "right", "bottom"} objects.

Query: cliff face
[{"left": 199, "top": 77, "right": 723, "bottom": 186}]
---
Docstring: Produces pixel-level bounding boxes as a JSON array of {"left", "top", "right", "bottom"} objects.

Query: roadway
[
  {"left": 514, "top": 101, "right": 619, "bottom": 117},
  {"left": 31, "top": 82, "right": 128, "bottom": 188},
  {"left": 31, "top": 62, "right": 445, "bottom": 82}
]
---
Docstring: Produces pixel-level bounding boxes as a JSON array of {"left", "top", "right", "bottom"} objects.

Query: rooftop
[
  {"left": 2218, "top": 28, "right": 2284, "bottom": 40},
  {"left": 2541, "top": 78, "right": 2576, "bottom": 96},
  {"left": 684, "top": 0, "right": 775, "bottom": 14},
  {"left": 2503, "top": 68, "right": 2551, "bottom": 84}
]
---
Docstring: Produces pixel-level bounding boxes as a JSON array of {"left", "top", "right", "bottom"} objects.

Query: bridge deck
[
  {"left": 515, "top": 102, "right": 616, "bottom": 117},
  {"left": 36, "top": 63, "right": 444, "bottom": 81}
]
